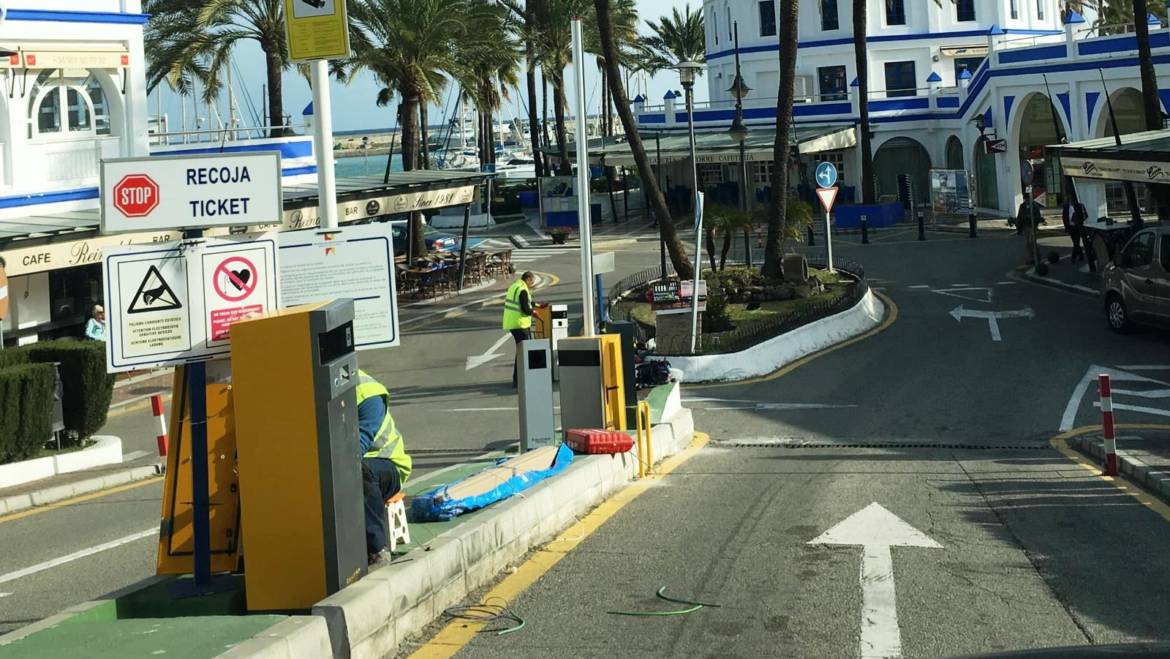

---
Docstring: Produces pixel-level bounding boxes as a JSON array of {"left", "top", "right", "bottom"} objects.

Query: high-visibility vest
[
  {"left": 502, "top": 279, "right": 532, "bottom": 330},
  {"left": 355, "top": 370, "right": 412, "bottom": 484}
]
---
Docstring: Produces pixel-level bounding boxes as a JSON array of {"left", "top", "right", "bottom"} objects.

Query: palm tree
[
  {"left": 638, "top": 4, "right": 705, "bottom": 74},
  {"left": 853, "top": 0, "right": 875, "bottom": 204},
  {"left": 709, "top": 206, "right": 752, "bottom": 270},
  {"left": 763, "top": 0, "right": 800, "bottom": 280},
  {"left": 348, "top": 0, "right": 470, "bottom": 256},
  {"left": 144, "top": 0, "right": 291, "bottom": 138},
  {"left": 452, "top": 5, "right": 521, "bottom": 169},
  {"left": 593, "top": 0, "right": 693, "bottom": 278}
]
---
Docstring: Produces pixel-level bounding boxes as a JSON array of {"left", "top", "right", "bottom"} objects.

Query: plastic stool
[{"left": 385, "top": 492, "right": 411, "bottom": 552}]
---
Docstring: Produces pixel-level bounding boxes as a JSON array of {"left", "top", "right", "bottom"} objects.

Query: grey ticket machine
[{"left": 517, "top": 339, "right": 555, "bottom": 451}]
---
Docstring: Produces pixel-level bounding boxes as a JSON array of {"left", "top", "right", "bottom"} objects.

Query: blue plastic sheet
[{"left": 411, "top": 444, "right": 575, "bottom": 522}]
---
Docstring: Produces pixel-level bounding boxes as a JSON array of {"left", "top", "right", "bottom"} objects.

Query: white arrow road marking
[
  {"left": 1094, "top": 401, "right": 1170, "bottom": 418},
  {"left": 1110, "top": 388, "right": 1170, "bottom": 399},
  {"left": 0, "top": 528, "right": 156, "bottom": 587},
  {"left": 949, "top": 305, "right": 1034, "bottom": 342},
  {"left": 465, "top": 333, "right": 514, "bottom": 371},
  {"left": 0, "top": 593, "right": 10, "bottom": 599},
  {"left": 932, "top": 287, "right": 993, "bottom": 303},
  {"left": 1060, "top": 365, "right": 1170, "bottom": 431},
  {"left": 809, "top": 503, "right": 942, "bottom": 659}
]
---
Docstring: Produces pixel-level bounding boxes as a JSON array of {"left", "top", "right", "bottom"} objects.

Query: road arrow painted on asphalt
[
  {"left": 949, "top": 305, "right": 1035, "bottom": 342},
  {"left": 809, "top": 503, "right": 942, "bottom": 659},
  {"left": 465, "top": 333, "right": 513, "bottom": 371}
]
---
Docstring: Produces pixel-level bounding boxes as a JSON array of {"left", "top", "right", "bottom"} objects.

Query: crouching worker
[{"left": 357, "top": 370, "right": 412, "bottom": 565}]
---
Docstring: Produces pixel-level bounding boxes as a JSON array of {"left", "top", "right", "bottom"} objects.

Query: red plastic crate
[{"left": 565, "top": 428, "right": 633, "bottom": 454}]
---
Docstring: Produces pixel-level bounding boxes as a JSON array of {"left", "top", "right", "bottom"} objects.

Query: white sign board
[
  {"left": 103, "top": 236, "right": 279, "bottom": 372},
  {"left": 278, "top": 224, "right": 400, "bottom": 349},
  {"left": 592, "top": 251, "right": 615, "bottom": 275},
  {"left": 101, "top": 152, "right": 283, "bottom": 234}
]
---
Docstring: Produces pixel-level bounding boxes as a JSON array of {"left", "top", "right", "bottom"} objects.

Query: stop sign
[{"left": 112, "top": 174, "right": 160, "bottom": 218}]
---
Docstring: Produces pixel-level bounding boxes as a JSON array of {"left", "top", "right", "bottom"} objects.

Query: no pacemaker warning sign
[
  {"left": 212, "top": 256, "right": 258, "bottom": 302},
  {"left": 203, "top": 247, "right": 275, "bottom": 344}
]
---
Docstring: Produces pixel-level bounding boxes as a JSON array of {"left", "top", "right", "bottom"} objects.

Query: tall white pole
[
  {"left": 226, "top": 61, "right": 237, "bottom": 134},
  {"left": 686, "top": 87, "right": 702, "bottom": 354},
  {"left": 571, "top": 19, "right": 595, "bottom": 335},
  {"left": 311, "top": 60, "right": 339, "bottom": 231}
]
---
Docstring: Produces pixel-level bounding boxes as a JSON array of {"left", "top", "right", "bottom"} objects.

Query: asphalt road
[
  {"left": 0, "top": 220, "right": 666, "bottom": 635},
  {"left": 411, "top": 230, "right": 1170, "bottom": 658}
]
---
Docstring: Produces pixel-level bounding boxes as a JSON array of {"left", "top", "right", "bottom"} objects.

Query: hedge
[
  {"left": 24, "top": 340, "right": 114, "bottom": 439},
  {"left": 0, "top": 348, "right": 28, "bottom": 371},
  {"left": 0, "top": 363, "right": 56, "bottom": 463}
]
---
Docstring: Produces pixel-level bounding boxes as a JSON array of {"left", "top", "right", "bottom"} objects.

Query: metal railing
[{"left": 152, "top": 124, "right": 299, "bottom": 146}]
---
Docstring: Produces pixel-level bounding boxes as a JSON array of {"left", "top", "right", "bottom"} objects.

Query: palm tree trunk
[
  {"left": 525, "top": 4, "right": 544, "bottom": 179},
  {"left": 720, "top": 231, "right": 732, "bottom": 270},
  {"left": 592, "top": 0, "right": 693, "bottom": 279},
  {"left": 763, "top": 0, "right": 800, "bottom": 280},
  {"left": 542, "top": 73, "right": 553, "bottom": 174},
  {"left": 400, "top": 94, "right": 427, "bottom": 259},
  {"left": 264, "top": 49, "right": 285, "bottom": 137},
  {"left": 705, "top": 227, "right": 717, "bottom": 272},
  {"left": 853, "top": 0, "right": 875, "bottom": 204},
  {"left": 1134, "top": 0, "right": 1169, "bottom": 219},
  {"left": 743, "top": 228, "right": 752, "bottom": 268},
  {"left": 419, "top": 102, "right": 430, "bottom": 170},
  {"left": 552, "top": 70, "right": 571, "bottom": 175}
]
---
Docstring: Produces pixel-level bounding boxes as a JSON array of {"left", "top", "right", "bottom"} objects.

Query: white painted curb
[
  {"left": 303, "top": 397, "right": 695, "bottom": 659},
  {"left": 0, "top": 435, "right": 124, "bottom": 490},
  {"left": 663, "top": 289, "right": 885, "bottom": 383},
  {"left": 0, "top": 463, "right": 162, "bottom": 516}
]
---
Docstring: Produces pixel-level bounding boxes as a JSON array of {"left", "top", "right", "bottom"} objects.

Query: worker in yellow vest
[
  {"left": 502, "top": 271, "right": 537, "bottom": 387},
  {"left": 356, "top": 370, "right": 412, "bottom": 565}
]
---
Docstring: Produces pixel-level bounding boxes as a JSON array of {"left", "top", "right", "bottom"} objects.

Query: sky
[{"left": 149, "top": 0, "right": 710, "bottom": 135}]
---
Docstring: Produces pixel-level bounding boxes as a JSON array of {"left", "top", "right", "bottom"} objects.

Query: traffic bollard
[
  {"left": 807, "top": 225, "right": 815, "bottom": 246},
  {"left": 861, "top": 215, "right": 869, "bottom": 244},
  {"left": 968, "top": 212, "right": 977, "bottom": 238},
  {"left": 1099, "top": 374, "right": 1117, "bottom": 476},
  {"left": 917, "top": 212, "right": 926, "bottom": 241},
  {"left": 151, "top": 394, "right": 168, "bottom": 458}
]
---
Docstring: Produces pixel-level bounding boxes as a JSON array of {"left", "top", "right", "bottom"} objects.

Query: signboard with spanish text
[
  {"left": 283, "top": 0, "right": 351, "bottom": 62},
  {"left": 1062, "top": 156, "right": 1170, "bottom": 185},
  {"left": 929, "top": 169, "right": 971, "bottom": 214},
  {"left": 101, "top": 152, "right": 282, "bottom": 234},
  {"left": 278, "top": 224, "right": 400, "bottom": 349},
  {"left": 103, "top": 235, "right": 279, "bottom": 372},
  {"left": 276, "top": 184, "right": 478, "bottom": 231}
]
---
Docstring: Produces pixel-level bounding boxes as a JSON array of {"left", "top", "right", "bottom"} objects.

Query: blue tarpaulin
[{"left": 411, "top": 444, "right": 575, "bottom": 522}]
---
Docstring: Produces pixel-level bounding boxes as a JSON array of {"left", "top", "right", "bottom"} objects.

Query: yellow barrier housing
[{"left": 230, "top": 300, "right": 367, "bottom": 611}]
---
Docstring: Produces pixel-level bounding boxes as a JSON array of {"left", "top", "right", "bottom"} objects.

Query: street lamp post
[
  {"left": 674, "top": 60, "right": 704, "bottom": 354},
  {"left": 727, "top": 23, "right": 751, "bottom": 265}
]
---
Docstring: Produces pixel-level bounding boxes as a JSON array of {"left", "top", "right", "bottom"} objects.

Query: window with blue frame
[
  {"left": 955, "top": 0, "right": 975, "bottom": 21},
  {"left": 818, "top": 65, "right": 847, "bottom": 101},
  {"left": 954, "top": 57, "right": 984, "bottom": 81},
  {"left": 759, "top": 0, "right": 776, "bottom": 37},
  {"left": 884, "top": 60, "right": 917, "bottom": 97},
  {"left": 821, "top": 0, "right": 839, "bottom": 30},
  {"left": 885, "top": 0, "right": 906, "bottom": 25}
]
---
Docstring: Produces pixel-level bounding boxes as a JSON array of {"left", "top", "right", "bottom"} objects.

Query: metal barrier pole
[
  {"left": 1099, "top": 374, "right": 1118, "bottom": 476},
  {"left": 861, "top": 215, "right": 869, "bottom": 244},
  {"left": 917, "top": 211, "right": 926, "bottom": 241}
]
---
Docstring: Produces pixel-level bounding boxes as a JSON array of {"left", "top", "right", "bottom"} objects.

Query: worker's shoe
[{"left": 368, "top": 549, "right": 393, "bottom": 567}]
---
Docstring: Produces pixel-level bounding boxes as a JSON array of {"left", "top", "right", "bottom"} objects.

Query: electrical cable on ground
[
  {"left": 606, "top": 586, "right": 721, "bottom": 617},
  {"left": 443, "top": 598, "right": 525, "bottom": 636}
]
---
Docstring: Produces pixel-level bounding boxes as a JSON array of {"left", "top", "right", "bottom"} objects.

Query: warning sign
[
  {"left": 127, "top": 265, "right": 183, "bottom": 314},
  {"left": 202, "top": 246, "right": 276, "bottom": 347},
  {"left": 103, "top": 235, "right": 279, "bottom": 372}
]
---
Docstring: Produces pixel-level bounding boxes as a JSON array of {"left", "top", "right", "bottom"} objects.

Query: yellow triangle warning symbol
[{"left": 128, "top": 265, "right": 182, "bottom": 314}]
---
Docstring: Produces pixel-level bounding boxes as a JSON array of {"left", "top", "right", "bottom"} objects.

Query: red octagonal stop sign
[{"left": 112, "top": 174, "right": 160, "bottom": 218}]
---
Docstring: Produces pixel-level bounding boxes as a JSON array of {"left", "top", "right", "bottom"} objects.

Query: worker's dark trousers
[
  {"left": 362, "top": 457, "right": 401, "bottom": 555},
  {"left": 510, "top": 328, "right": 530, "bottom": 387}
]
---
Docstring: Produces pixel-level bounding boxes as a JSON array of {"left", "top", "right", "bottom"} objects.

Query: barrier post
[
  {"left": 861, "top": 215, "right": 869, "bottom": 244},
  {"left": 636, "top": 401, "right": 653, "bottom": 478},
  {"left": 1099, "top": 374, "right": 1117, "bottom": 476},
  {"left": 151, "top": 394, "right": 168, "bottom": 458}
]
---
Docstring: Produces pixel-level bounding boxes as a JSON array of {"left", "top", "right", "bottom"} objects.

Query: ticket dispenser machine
[
  {"left": 557, "top": 336, "right": 626, "bottom": 431},
  {"left": 517, "top": 339, "right": 555, "bottom": 451},
  {"left": 230, "top": 300, "right": 367, "bottom": 611}
]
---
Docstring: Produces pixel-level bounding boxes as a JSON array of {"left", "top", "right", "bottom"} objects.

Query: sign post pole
[
  {"left": 570, "top": 19, "right": 595, "bottom": 336},
  {"left": 815, "top": 162, "right": 839, "bottom": 273},
  {"left": 311, "top": 61, "right": 339, "bottom": 231}
]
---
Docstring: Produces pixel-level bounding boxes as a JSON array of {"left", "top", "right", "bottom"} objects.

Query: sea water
[{"left": 333, "top": 153, "right": 403, "bottom": 177}]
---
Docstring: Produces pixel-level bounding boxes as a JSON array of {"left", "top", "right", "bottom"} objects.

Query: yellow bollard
[{"left": 636, "top": 401, "right": 653, "bottom": 478}]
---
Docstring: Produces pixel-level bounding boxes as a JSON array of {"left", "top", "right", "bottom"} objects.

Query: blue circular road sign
[{"left": 816, "top": 162, "right": 838, "bottom": 188}]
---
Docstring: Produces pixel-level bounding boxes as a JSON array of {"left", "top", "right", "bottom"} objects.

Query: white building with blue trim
[{"left": 633, "top": 0, "right": 1165, "bottom": 224}]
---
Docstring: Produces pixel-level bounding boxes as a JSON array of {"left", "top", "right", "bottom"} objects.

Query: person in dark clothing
[
  {"left": 1015, "top": 197, "right": 1043, "bottom": 265},
  {"left": 356, "top": 371, "right": 412, "bottom": 565},
  {"left": 502, "top": 271, "right": 536, "bottom": 387},
  {"left": 1062, "top": 196, "right": 1088, "bottom": 263}
]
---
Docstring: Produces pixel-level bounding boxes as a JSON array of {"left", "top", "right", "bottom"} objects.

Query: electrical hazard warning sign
[{"left": 102, "top": 235, "right": 279, "bottom": 372}]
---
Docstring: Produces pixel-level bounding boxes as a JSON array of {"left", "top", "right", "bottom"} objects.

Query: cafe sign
[
  {"left": 1063, "top": 156, "right": 1170, "bottom": 184},
  {"left": 270, "top": 185, "right": 479, "bottom": 231},
  {"left": 0, "top": 231, "right": 182, "bottom": 277}
]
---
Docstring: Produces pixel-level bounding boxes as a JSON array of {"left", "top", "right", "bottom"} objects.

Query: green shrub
[
  {"left": 702, "top": 290, "right": 733, "bottom": 333},
  {"left": 0, "top": 363, "right": 55, "bottom": 463},
  {"left": 0, "top": 347, "right": 29, "bottom": 371},
  {"left": 24, "top": 340, "right": 113, "bottom": 439}
]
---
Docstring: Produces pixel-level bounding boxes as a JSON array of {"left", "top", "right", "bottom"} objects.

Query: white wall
[{"left": 1, "top": 273, "right": 50, "bottom": 339}]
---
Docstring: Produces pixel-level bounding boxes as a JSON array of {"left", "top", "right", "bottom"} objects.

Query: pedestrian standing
[
  {"left": 502, "top": 271, "right": 536, "bottom": 387},
  {"left": 1062, "top": 195, "right": 1087, "bottom": 263},
  {"left": 85, "top": 304, "right": 106, "bottom": 341},
  {"left": 1015, "top": 197, "right": 1043, "bottom": 265}
]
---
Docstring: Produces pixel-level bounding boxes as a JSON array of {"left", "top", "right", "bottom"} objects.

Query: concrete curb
[
  {"left": 1069, "top": 435, "right": 1170, "bottom": 502},
  {"left": 1015, "top": 268, "right": 1099, "bottom": 297},
  {"left": 305, "top": 405, "right": 696, "bottom": 659},
  {"left": 663, "top": 288, "right": 885, "bottom": 383},
  {"left": 215, "top": 617, "right": 334, "bottom": 659},
  {"left": 0, "top": 435, "right": 125, "bottom": 490},
  {"left": 0, "top": 462, "right": 163, "bottom": 516}
]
